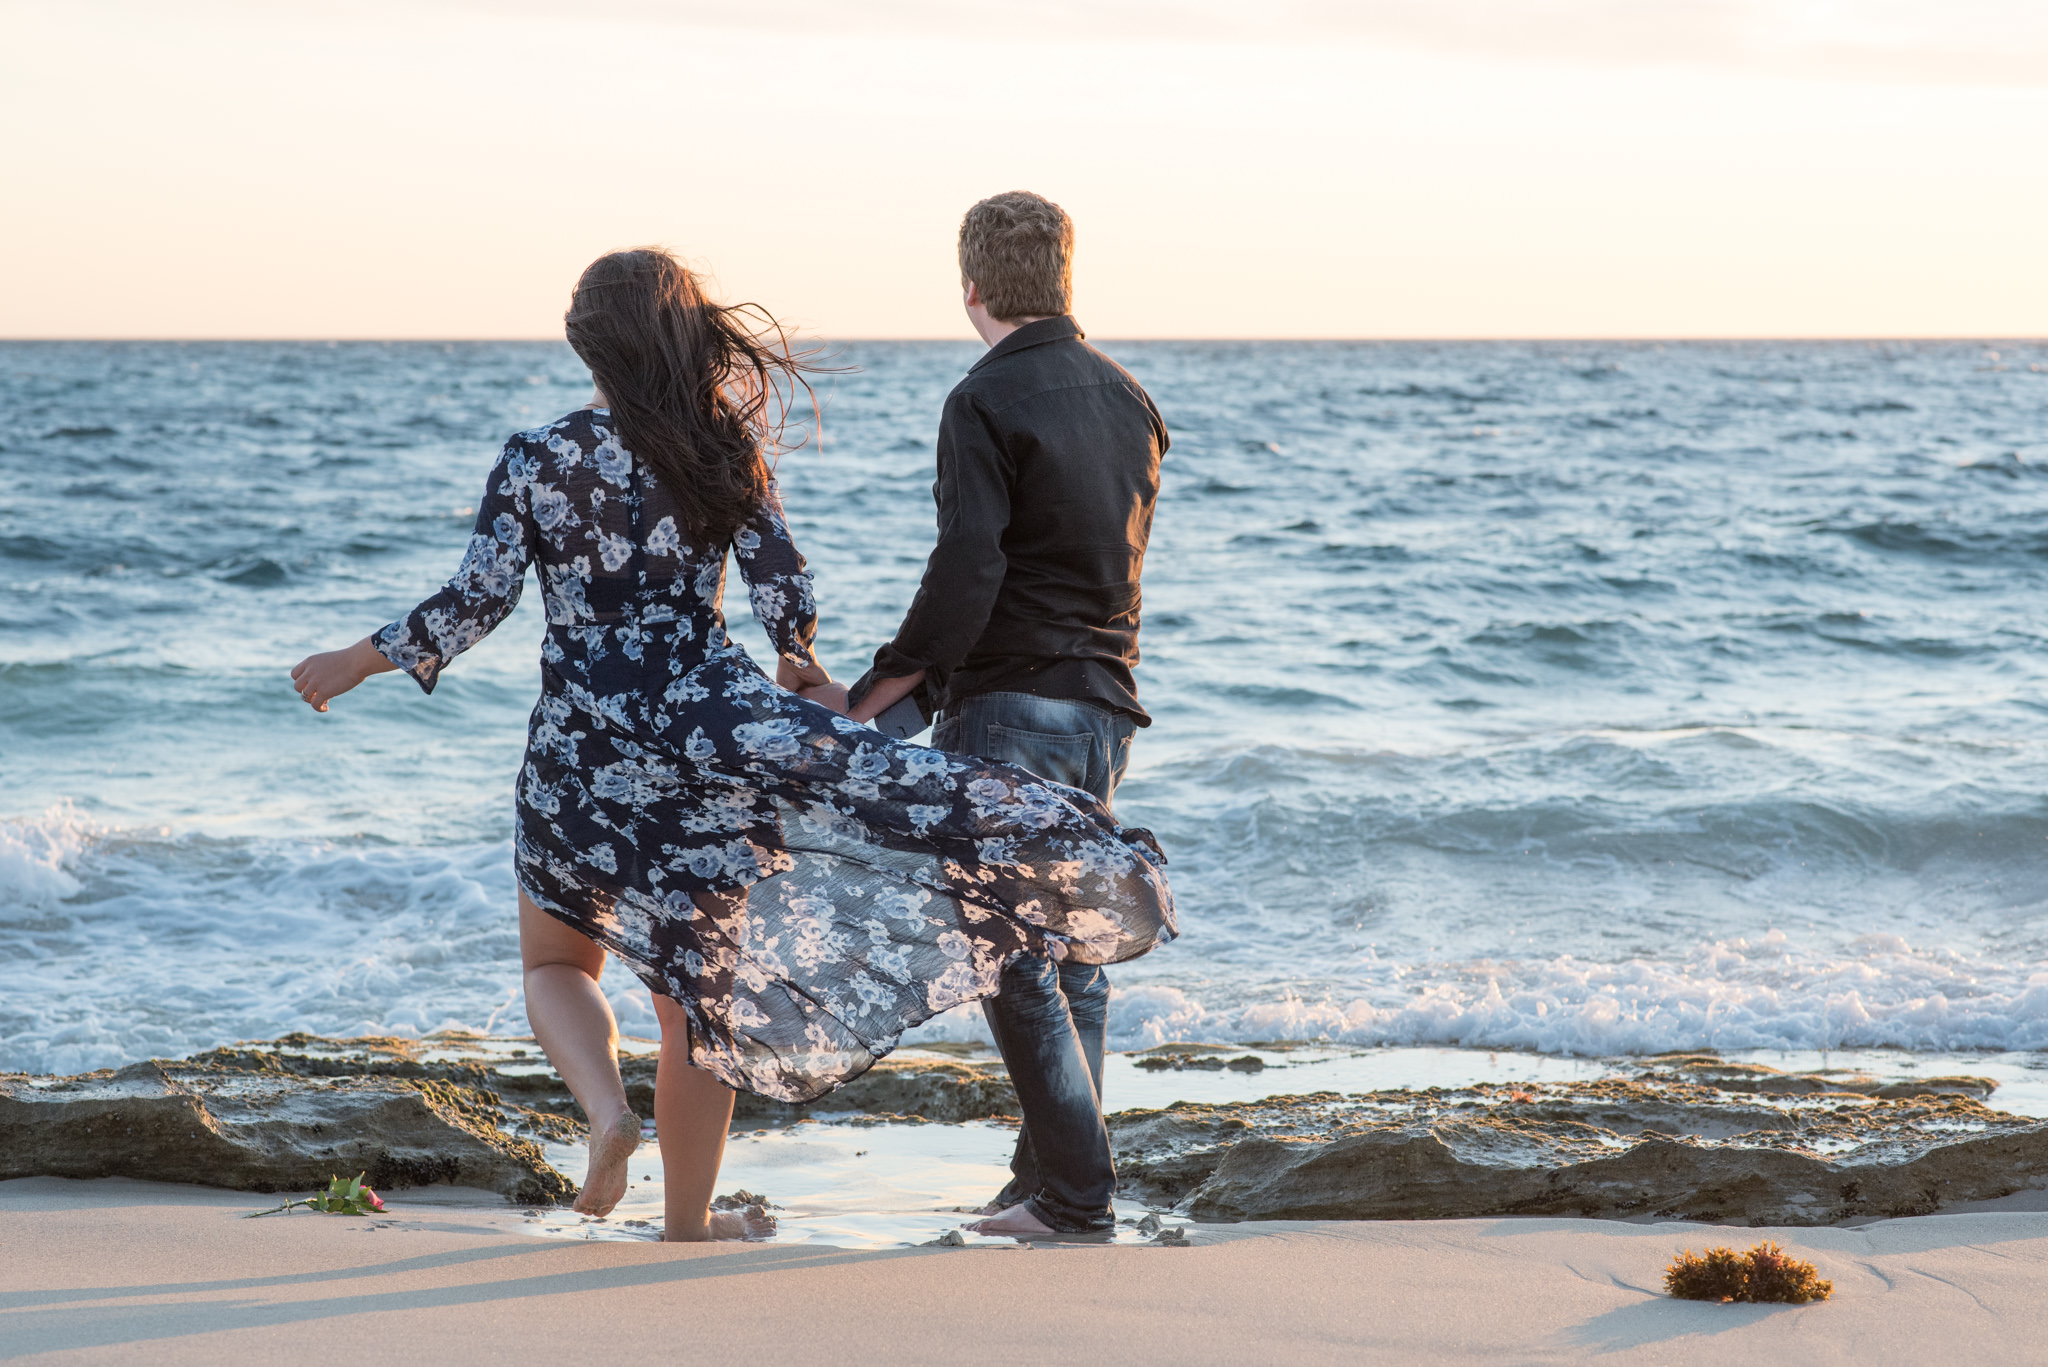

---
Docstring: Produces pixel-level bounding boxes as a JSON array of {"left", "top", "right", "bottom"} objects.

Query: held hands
[
  {"left": 799, "top": 682, "right": 851, "bottom": 715},
  {"left": 290, "top": 637, "right": 395, "bottom": 712},
  {"left": 775, "top": 654, "right": 831, "bottom": 692},
  {"left": 775, "top": 655, "right": 850, "bottom": 716}
]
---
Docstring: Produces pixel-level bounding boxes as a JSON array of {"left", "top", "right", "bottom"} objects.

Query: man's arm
[
  {"left": 849, "top": 668, "right": 924, "bottom": 724},
  {"left": 852, "top": 391, "right": 1012, "bottom": 719}
]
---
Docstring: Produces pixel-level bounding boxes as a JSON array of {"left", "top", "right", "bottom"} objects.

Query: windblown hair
[
  {"left": 564, "top": 248, "right": 815, "bottom": 548},
  {"left": 958, "top": 191, "right": 1073, "bottom": 321}
]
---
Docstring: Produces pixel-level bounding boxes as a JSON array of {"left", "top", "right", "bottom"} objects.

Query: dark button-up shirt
[{"left": 861, "top": 316, "right": 1167, "bottom": 725}]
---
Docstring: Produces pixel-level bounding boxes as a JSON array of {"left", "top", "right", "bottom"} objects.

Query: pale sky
[{"left": 3, "top": 0, "right": 2045, "bottom": 338}]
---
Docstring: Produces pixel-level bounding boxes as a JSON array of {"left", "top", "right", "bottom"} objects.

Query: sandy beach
[
  {"left": 9, "top": 8, "right": 2046, "bottom": 1367},
  {"left": 8, "top": 1177, "right": 2048, "bottom": 1365}
]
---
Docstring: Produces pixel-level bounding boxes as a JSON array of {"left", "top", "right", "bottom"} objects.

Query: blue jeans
[{"left": 932, "top": 691, "right": 1135, "bottom": 1233}]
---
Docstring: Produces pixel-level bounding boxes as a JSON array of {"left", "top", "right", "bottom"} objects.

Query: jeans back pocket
[{"left": 985, "top": 722, "right": 1095, "bottom": 791}]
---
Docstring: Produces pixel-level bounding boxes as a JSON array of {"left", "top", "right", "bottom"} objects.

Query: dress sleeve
[
  {"left": 732, "top": 480, "right": 820, "bottom": 671},
  {"left": 373, "top": 438, "right": 537, "bottom": 694}
]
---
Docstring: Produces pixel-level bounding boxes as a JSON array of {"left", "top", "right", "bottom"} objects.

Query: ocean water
[{"left": 6, "top": 339, "right": 2048, "bottom": 1079}]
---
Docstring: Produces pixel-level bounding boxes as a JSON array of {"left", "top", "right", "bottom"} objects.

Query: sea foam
[
  {"left": 0, "top": 819, "right": 661, "bottom": 1076},
  {"left": 0, "top": 804, "right": 90, "bottom": 907},
  {"left": 11, "top": 813, "right": 2048, "bottom": 1076}
]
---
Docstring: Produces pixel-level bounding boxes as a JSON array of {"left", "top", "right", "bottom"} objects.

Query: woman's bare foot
[
  {"left": 709, "top": 1203, "right": 778, "bottom": 1240},
  {"left": 573, "top": 1110, "right": 642, "bottom": 1216},
  {"left": 665, "top": 1203, "right": 777, "bottom": 1242}
]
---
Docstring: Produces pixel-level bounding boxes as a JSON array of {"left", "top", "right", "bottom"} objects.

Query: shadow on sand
[{"left": 2, "top": 1240, "right": 937, "bottom": 1360}]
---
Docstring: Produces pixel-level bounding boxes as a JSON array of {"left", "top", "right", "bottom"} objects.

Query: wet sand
[{"left": 9, "top": 1177, "right": 2048, "bottom": 1365}]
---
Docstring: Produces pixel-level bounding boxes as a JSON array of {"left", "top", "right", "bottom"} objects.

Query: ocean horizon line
[{"left": 2, "top": 334, "right": 2043, "bottom": 346}]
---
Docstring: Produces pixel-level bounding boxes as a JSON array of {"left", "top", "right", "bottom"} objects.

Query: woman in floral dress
[{"left": 288, "top": 249, "right": 1175, "bottom": 1241}]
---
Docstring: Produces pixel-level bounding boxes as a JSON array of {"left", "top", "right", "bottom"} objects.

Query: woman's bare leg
[
  {"left": 518, "top": 891, "right": 639, "bottom": 1216},
  {"left": 652, "top": 888, "right": 774, "bottom": 1241},
  {"left": 650, "top": 990, "right": 775, "bottom": 1240}
]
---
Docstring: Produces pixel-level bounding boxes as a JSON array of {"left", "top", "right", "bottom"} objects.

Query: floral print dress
[{"left": 376, "top": 408, "right": 1175, "bottom": 1102}]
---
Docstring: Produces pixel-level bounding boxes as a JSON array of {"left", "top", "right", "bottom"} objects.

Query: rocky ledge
[
  {"left": 1, "top": 1057, "right": 575, "bottom": 1203},
  {"left": 0, "top": 1035, "right": 1020, "bottom": 1203},
  {"left": 184, "top": 1034, "right": 1022, "bottom": 1128},
  {"left": 1108, "top": 1056, "right": 2031, "bottom": 1226},
  {"left": 10, "top": 1041, "right": 2035, "bottom": 1226}
]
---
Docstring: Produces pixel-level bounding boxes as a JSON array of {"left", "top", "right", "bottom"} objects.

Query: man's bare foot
[
  {"left": 665, "top": 1204, "right": 777, "bottom": 1241},
  {"left": 967, "top": 1202, "right": 1057, "bottom": 1237},
  {"left": 572, "top": 1110, "right": 642, "bottom": 1216}
]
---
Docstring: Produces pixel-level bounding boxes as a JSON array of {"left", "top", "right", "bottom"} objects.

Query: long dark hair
[{"left": 564, "top": 248, "right": 816, "bottom": 547}]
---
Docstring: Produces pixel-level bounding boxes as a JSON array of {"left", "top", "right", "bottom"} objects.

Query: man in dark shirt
[{"left": 851, "top": 191, "right": 1167, "bottom": 1237}]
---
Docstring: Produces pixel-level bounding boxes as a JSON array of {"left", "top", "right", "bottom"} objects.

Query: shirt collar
[{"left": 968, "top": 314, "right": 1083, "bottom": 373}]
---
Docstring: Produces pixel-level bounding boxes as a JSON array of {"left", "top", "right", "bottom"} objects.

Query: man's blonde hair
[{"left": 958, "top": 191, "right": 1073, "bottom": 321}]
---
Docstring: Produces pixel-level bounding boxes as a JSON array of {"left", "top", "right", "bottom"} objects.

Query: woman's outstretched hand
[{"left": 290, "top": 637, "right": 396, "bottom": 712}]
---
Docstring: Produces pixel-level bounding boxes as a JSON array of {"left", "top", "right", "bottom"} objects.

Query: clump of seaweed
[{"left": 1664, "top": 1241, "right": 1832, "bottom": 1304}]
